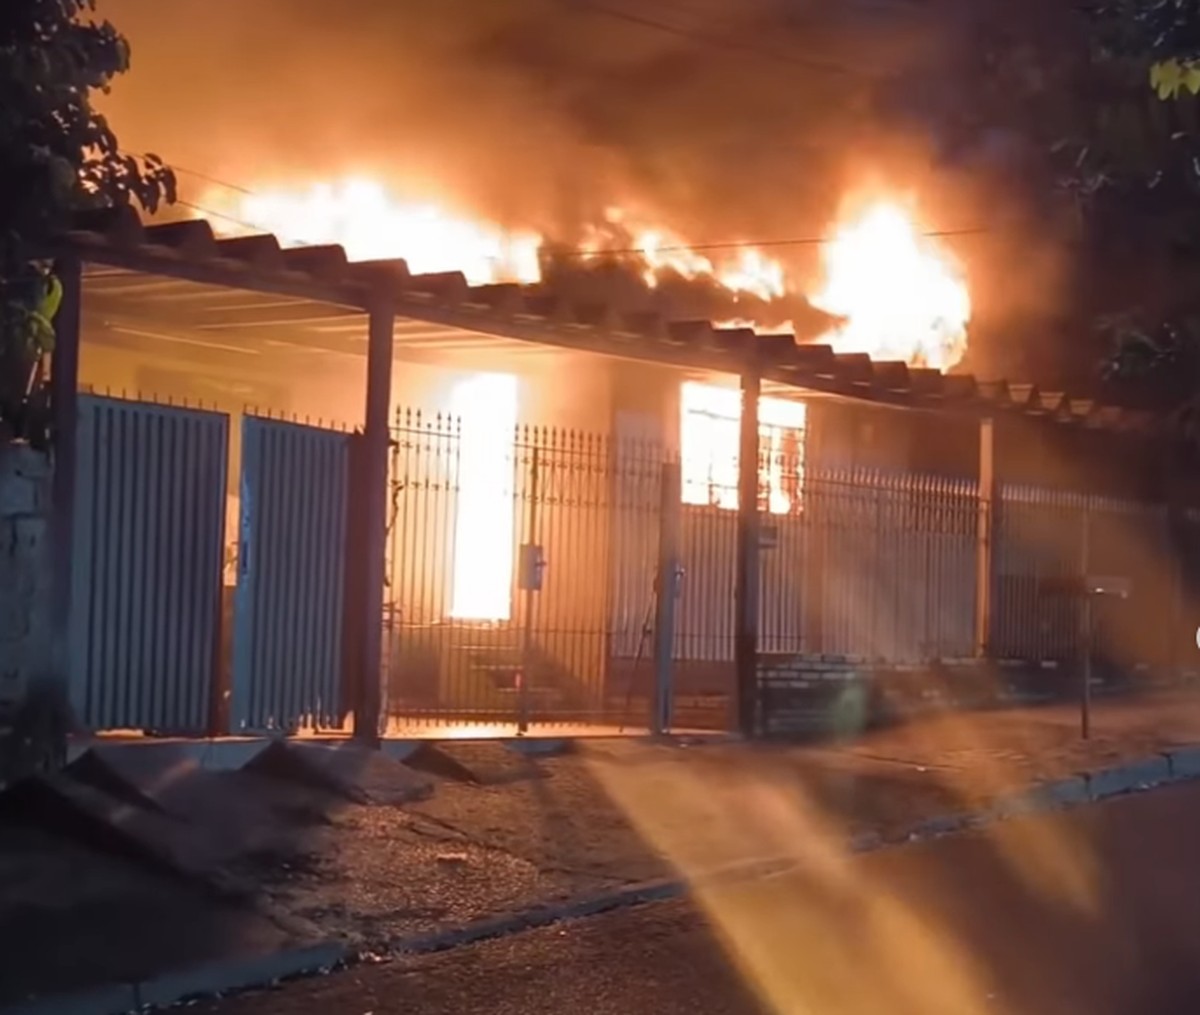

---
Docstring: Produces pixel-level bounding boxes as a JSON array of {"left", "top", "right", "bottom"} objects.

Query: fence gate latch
[
  {"left": 519, "top": 544, "right": 547, "bottom": 592},
  {"left": 671, "top": 562, "right": 686, "bottom": 600}
]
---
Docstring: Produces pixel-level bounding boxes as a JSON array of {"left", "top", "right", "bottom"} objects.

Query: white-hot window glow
[
  {"left": 680, "top": 381, "right": 807, "bottom": 514},
  {"left": 449, "top": 372, "right": 519, "bottom": 620}
]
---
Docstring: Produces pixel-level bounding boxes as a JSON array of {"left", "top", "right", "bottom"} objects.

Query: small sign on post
[
  {"left": 518, "top": 544, "right": 547, "bottom": 592},
  {"left": 1039, "top": 574, "right": 1130, "bottom": 740}
]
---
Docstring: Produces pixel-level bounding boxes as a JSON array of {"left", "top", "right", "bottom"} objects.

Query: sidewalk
[{"left": 3, "top": 690, "right": 1200, "bottom": 1009}]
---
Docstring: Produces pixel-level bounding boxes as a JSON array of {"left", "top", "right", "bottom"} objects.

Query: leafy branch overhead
[
  {"left": 1150, "top": 59, "right": 1200, "bottom": 98},
  {"left": 1073, "top": 1, "right": 1200, "bottom": 438},
  {"left": 1090, "top": 1, "right": 1200, "bottom": 97},
  {"left": 0, "top": 0, "right": 176, "bottom": 444}
]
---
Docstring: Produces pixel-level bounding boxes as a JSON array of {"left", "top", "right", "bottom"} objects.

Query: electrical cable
[
  {"left": 145, "top": 158, "right": 995, "bottom": 259},
  {"left": 568, "top": 0, "right": 873, "bottom": 77}
]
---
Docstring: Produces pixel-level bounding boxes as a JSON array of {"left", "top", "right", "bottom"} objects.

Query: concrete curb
[
  {"left": 899, "top": 748, "right": 1191, "bottom": 847},
  {"left": 10, "top": 745, "right": 1200, "bottom": 1013},
  {"left": 341, "top": 855, "right": 798, "bottom": 971},
  {"left": 0, "top": 944, "right": 349, "bottom": 1015}
]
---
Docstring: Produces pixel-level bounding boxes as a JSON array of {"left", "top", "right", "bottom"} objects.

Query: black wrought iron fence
[
  {"left": 379, "top": 405, "right": 1194, "bottom": 735},
  {"left": 381, "top": 408, "right": 666, "bottom": 732},
  {"left": 993, "top": 486, "right": 1179, "bottom": 675}
]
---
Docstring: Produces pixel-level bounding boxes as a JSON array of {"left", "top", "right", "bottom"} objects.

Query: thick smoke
[
  {"left": 97, "top": 1, "right": 928, "bottom": 237},
  {"left": 96, "top": 0, "right": 1073, "bottom": 371}
]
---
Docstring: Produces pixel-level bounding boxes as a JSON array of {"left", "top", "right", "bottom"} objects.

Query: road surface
[{"left": 200, "top": 780, "right": 1200, "bottom": 1015}]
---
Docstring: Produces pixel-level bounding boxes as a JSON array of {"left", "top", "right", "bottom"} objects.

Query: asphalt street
[{"left": 199, "top": 780, "right": 1200, "bottom": 1015}]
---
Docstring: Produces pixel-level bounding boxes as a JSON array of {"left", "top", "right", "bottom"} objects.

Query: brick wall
[
  {"left": 0, "top": 443, "right": 52, "bottom": 719},
  {"left": 757, "top": 652, "right": 1182, "bottom": 738}
]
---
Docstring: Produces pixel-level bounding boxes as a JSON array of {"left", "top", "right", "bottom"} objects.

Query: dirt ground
[{"left": 3, "top": 690, "right": 1199, "bottom": 1006}]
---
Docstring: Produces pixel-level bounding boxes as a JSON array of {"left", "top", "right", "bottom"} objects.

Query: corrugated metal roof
[{"left": 66, "top": 209, "right": 1153, "bottom": 433}]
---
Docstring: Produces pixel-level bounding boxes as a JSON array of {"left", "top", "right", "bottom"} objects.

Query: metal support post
[
  {"left": 49, "top": 256, "right": 82, "bottom": 702},
  {"left": 355, "top": 296, "right": 394, "bottom": 745},
  {"left": 653, "top": 459, "right": 682, "bottom": 735},
  {"left": 1080, "top": 505, "right": 1092, "bottom": 740},
  {"left": 734, "top": 370, "right": 762, "bottom": 739},
  {"left": 519, "top": 446, "right": 541, "bottom": 735},
  {"left": 974, "top": 417, "right": 995, "bottom": 658}
]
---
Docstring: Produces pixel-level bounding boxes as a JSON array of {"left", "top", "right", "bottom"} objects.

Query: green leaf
[
  {"left": 1150, "top": 59, "right": 1200, "bottom": 100},
  {"left": 1152, "top": 60, "right": 1184, "bottom": 99},
  {"left": 39, "top": 276, "right": 63, "bottom": 324},
  {"left": 0, "top": 0, "right": 173, "bottom": 441}
]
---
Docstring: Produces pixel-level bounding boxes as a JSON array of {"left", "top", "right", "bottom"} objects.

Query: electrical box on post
[{"left": 518, "top": 544, "right": 547, "bottom": 592}]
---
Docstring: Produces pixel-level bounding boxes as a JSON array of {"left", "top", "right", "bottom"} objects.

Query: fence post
[
  {"left": 653, "top": 459, "right": 682, "bottom": 735},
  {"left": 1079, "top": 501, "right": 1092, "bottom": 739},
  {"left": 1166, "top": 502, "right": 1185, "bottom": 683},
  {"left": 49, "top": 256, "right": 82, "bottom": 712},
  {"left": 518, "top": 444, "right": 541, "bottom": 735},
  {"left": 735, "top": 369, "right": 762, "bottom": 738},
  {"left": 341, "top": 432, "right": 368, "bottom": 728},
  {"left": 974, "top": 417, "right": 996, "bottom": 658},
  {"left": 354, "top": 295, "right": 395, "bottom": 746}
]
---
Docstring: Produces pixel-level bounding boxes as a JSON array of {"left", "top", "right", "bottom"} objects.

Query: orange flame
[
  {"left": 202, "top": 178, "right": 543, "bottom": 285},
  {"left": 196, "top": 177, "right": 969, "bottom": 369},
  {"left": 593, "top": 208, "right": 787, "bottom": 303},
  {"left": 810, "top": 201, "right": 970, "bottom": 370}
]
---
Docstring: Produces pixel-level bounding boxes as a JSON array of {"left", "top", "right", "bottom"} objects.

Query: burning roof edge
[{"left": 66, "top": 208, "right": 1149, "bottom": 434}]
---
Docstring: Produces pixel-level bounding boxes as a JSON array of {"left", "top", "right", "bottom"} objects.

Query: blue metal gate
[
  {"left": 69, "top": 395, "right": 229, "bottom": 732},
  {"left": 231, "top": 416, "right": 351, "bottom": 732}
]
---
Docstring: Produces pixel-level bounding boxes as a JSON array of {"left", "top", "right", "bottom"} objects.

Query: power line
[
  {"left": 123, "top": 150, "right": 258, "bottom": 197},
  {"left": 568, "top": 0, "right": 872, "bottom": 78},
  {"left": 169, "top": 164, "right": 257, "bottom": 197},
  {"left": 164, "top": 164, "right": 992, "bottom": 259},
  {"left": 177, "top": 194, "right": 990, "bottom": 258},
  {"left": 550, "top": 227, "right": 990, "bottom": 258},
  {"left": 173, "top": 199, "right": 297, "bottom": 238}
]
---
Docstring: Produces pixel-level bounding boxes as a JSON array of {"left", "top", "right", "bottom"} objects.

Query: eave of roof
[{"left": 65, "top": 209, "right": 1155, "bottom": 435}]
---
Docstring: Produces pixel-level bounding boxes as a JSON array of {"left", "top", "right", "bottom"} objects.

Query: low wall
[
  {"left": 0, "top": 443, "right": 52, "bottom": 718},
  {"left": 0, "top": 442, "right": 60, "bottom": 782},
  {"left": 757, "top": 653, "right": 1181, "bottom": 738}
]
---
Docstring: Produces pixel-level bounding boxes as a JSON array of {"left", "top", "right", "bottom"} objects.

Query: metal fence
[
  {"left": 380, "top": 409, "right": 995, "bottom": 731},
  {"left": 69, "top": 394, "right": 228, "bottom": 733},
  {"left": 798, "top": 468, "right": 979, "bottom": 661},
  {"left": 381, "top": 409, "right": 665, "bottom": 732},
  {"left": 66, "top": 391, "right": 1200, "bottom": 739},
  {"left": 673, "top": 465, "right": 978, "bottom": 666},
  {"left": 230, "top": 415, "right": 352, "bottom": 733},
  {"left": 992, "top": 485, "right": 1179, "bottom": 670},
  {"left": 381, "top": 403, "right": 1199, "bottom": 732}
]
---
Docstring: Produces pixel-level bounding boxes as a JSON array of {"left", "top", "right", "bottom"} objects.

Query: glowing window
[
  {"left": 680, "top": 381, "right": 806, "bottom": 515},
  {"left": 449, "top": 372, "right": 518, "bottom": 620}
]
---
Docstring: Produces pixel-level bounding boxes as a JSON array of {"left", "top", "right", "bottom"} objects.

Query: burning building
[
  {"left": 58, "top": 0, "right": 1168, "bottom": 738},
  {"left": 60, "top": 167, "right": 1170, "bottom": 741}
]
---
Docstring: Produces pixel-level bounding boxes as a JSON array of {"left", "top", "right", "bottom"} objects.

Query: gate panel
[
  {"left": 232, "top": 416, "right": 350, "bottom": 732},
  {"left": 69, "top": 395, "right": 228, "bottom": 732},
  {"left": 383, "top": 410, "right": 663, "bottom": 732}
]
